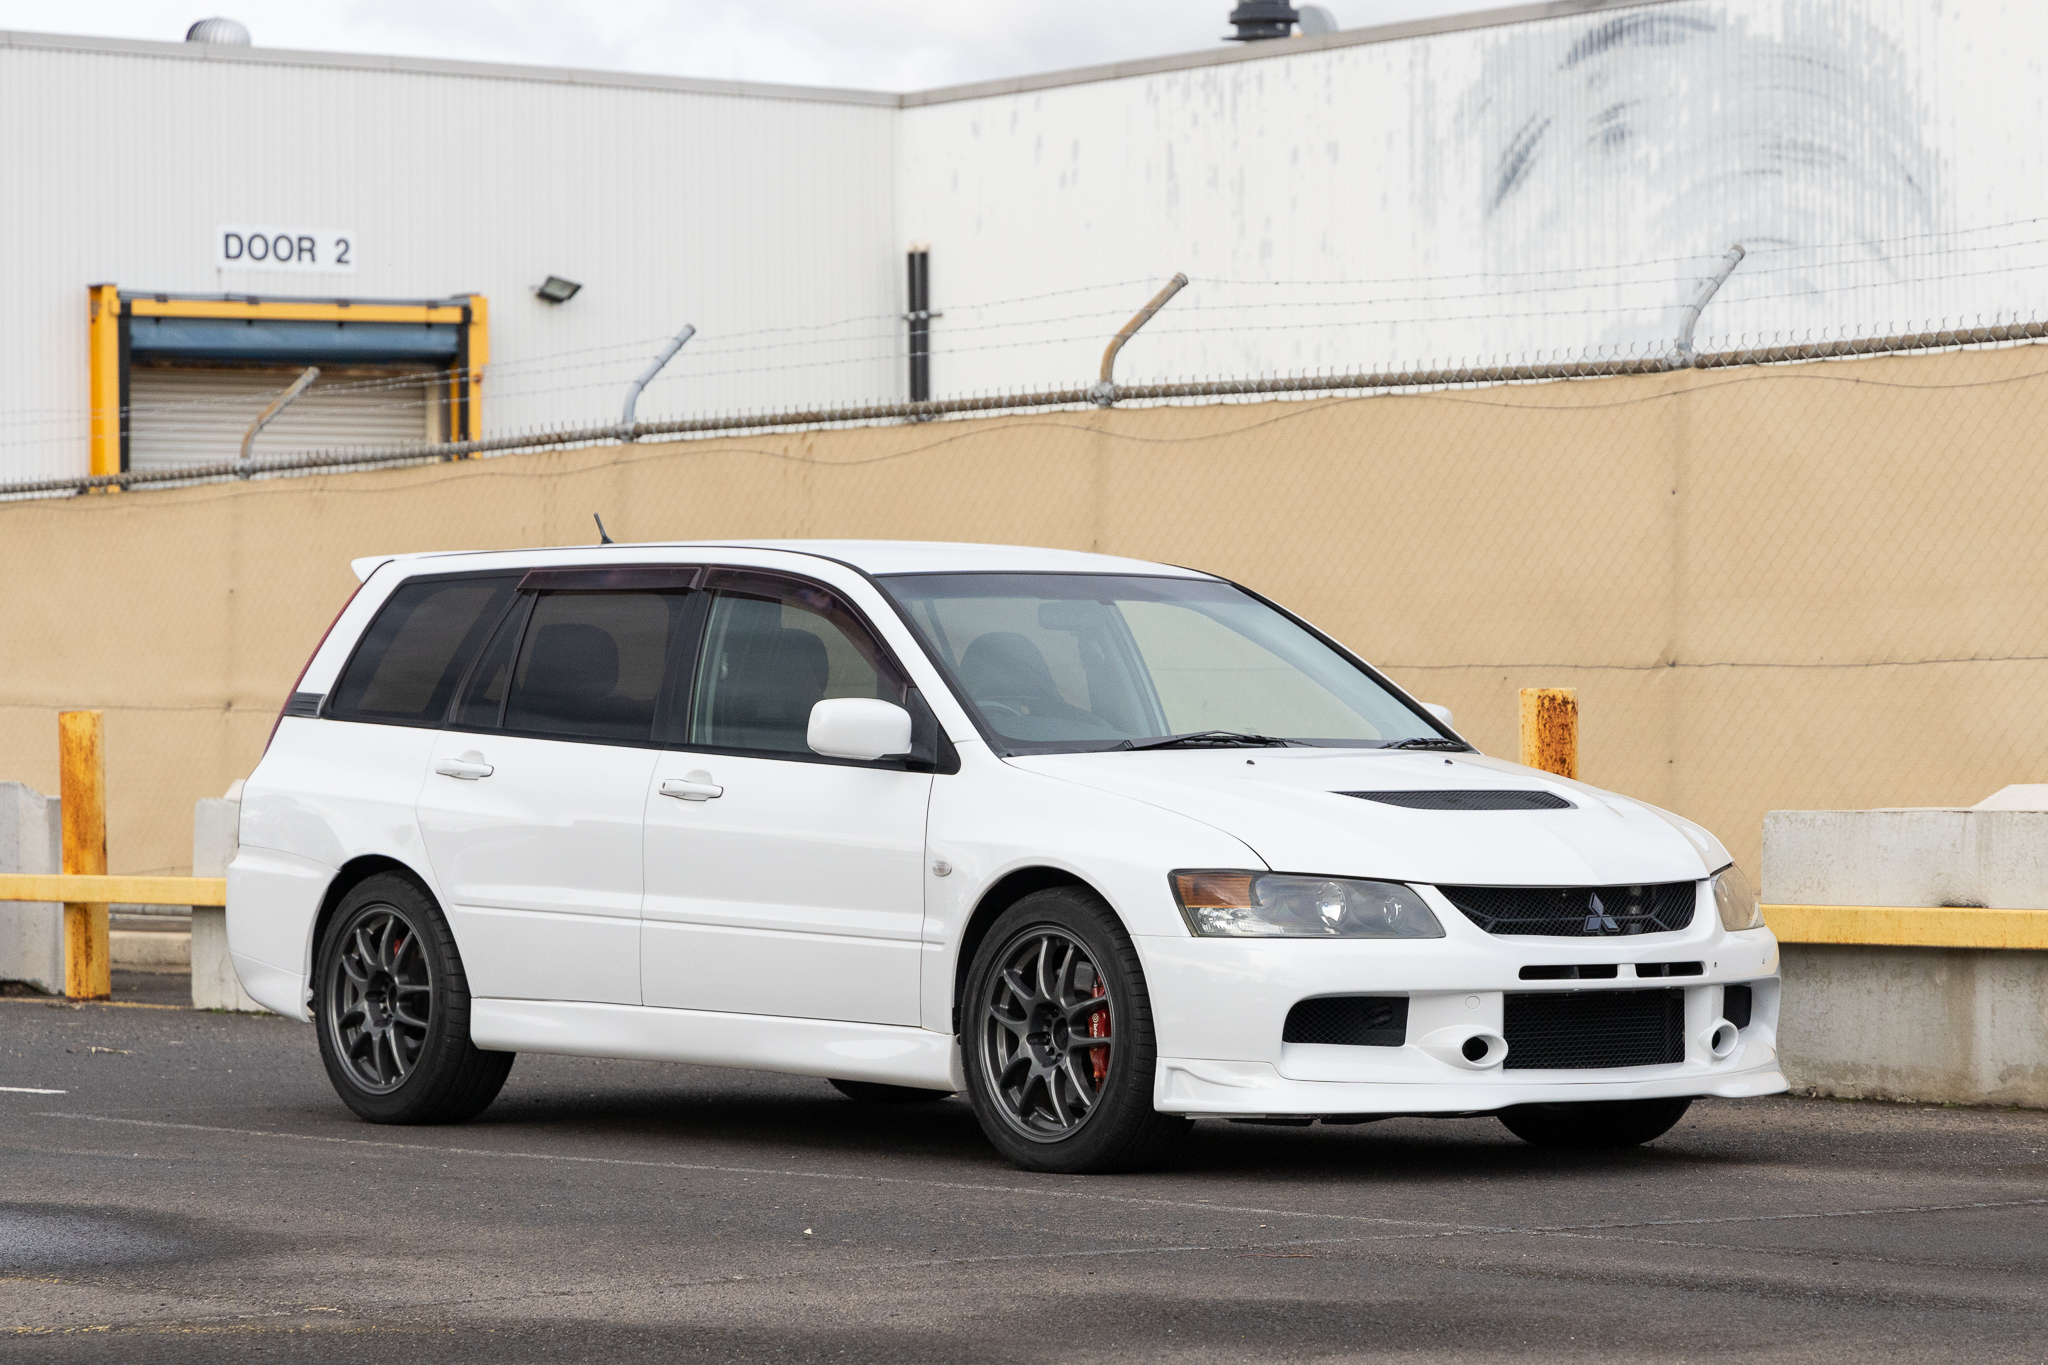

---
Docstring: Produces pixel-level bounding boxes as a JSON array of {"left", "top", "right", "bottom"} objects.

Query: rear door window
[
  {"left": 498, "top": 590, "right": 693, "bottom": 744},
  {"left": 328, "top": 575, "right": 519, "bottom": 726}
]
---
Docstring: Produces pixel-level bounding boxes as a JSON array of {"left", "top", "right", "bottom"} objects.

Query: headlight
[
  {"left": 1172, "top": 871, "right": 1445, "bottom": 938},
  {"left": 1712, "top": 863, "right": 1762, "bottom": 931}
]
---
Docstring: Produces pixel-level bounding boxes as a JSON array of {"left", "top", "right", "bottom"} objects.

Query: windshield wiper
[
  {"left": 1382, "top": 737, "right": 1473, "bottom": 751},
  {"left": 1121, "top": 730, "right": 1293, "bottom": 751}
]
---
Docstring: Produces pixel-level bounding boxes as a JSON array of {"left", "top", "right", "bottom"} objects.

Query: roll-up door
[
  {"left": 127, "top": 367, "right": 443, "bottom": 471},
  {"left": 88, "top": 292, "right": 487, "bottom": 478}
]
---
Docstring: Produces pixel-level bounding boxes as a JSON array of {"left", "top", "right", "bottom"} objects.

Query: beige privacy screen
[{"left": 3, "top": 342, "right": 2046, "bottom": 877}]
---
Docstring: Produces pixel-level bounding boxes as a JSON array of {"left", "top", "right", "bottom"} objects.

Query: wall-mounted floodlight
[{"left": 535, "top": 276, "right": 582, "bottom": 304}]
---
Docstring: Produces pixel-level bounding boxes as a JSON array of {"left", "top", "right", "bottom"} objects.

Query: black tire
[
  {"left": 960, "top": 887, "right": 1190, "bottom": 1174},
  {"left": 829, "top": 1079, "right": 953, "bottom": 1104},
  {"left": 1497, "top": 1097, "right": 1693, "bottom": 1149},
  {"left": 313, "top": 872, "right": 513, "bottom": 1125}
]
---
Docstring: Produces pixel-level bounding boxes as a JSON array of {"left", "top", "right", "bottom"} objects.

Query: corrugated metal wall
[
  {"left": 6, "top": 2, "right": 2048, "bottom": 481},
  {"left": 899, "top": 0, "right": 2048, "bottom": 394},
  {"left": 0, "top": 39, "right": 899, "bottom": 484}
]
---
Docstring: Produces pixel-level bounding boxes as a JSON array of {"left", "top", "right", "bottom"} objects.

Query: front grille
[
  {"left": 1503, "top": 988, "right": 1686, "bottom": 1070},
  {"left": 1438, "top": 882, "right": 1696, "bottom": 937},
  {"left": 1283, "top": 995, "right": 1408, "bottom": 1047},
  {"left": 1339, "top": 789, "right": 1573, "bottom": 810}
]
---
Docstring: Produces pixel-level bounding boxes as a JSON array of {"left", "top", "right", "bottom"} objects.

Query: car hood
[{"left": 1006, "top": 748, "right": 1727, "bottom": 887}]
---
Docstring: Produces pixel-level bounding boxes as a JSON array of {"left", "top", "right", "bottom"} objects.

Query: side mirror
[
  {"left": 1422, "top": 703, "right": 1454, "bottom": 727},
  {"left": 808, "top": 698, "right": 914, "bottom": 762}
]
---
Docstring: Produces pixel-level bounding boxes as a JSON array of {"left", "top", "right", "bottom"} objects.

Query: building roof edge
[{"left": 2, "top": 1, "right": 1680, "bottom": 110}]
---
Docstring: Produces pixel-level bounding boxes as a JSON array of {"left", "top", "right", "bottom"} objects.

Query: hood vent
[{"left": 1338, "top": 789, "right": 1574, "bottom": 811}]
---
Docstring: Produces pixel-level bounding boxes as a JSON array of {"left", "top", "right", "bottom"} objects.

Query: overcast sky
[{"left": 0, "top": 0, "right": 1495, "bottom": 90}]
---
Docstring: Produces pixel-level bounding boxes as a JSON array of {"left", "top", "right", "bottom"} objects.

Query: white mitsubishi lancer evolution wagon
[{"left": 229, "top": 539, "right": 1784, "bottom": 1172}]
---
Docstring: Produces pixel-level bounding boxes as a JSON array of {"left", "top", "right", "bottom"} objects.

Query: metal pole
[
  {"left": 238, "top": 367, "right": 319, "bottom": 478},
  {"left": 1090, "top": 273, "right": 1189, "bottom": 406},
  {"left": 619, "top": 325, "right": 696, "bottom": 439},
  {"left": 1518, "top": 688, "right": 1578, "bottom": 780},
  {"left": 1674, "top": 245, "right": 1746, "bottom": 364},
  {"left": 906, "top": 245, "right": 932, "bottom": 402}
]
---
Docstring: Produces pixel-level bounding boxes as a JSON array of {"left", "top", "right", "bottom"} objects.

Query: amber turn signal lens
[{"left": 1172, "top": 871, "right": 1255, "bottom": 909}]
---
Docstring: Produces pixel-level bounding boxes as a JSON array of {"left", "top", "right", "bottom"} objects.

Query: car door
[
  {"left": 417, "top": 567, "right": 697, "bottom": 1005},
  {"left": 641, "top": 570, "right": 933, "bottom": 1026}
]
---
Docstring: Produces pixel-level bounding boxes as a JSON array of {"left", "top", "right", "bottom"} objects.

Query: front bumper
[{"left": 1137, "top": 916, "right": 1786, "bottom": 1117}]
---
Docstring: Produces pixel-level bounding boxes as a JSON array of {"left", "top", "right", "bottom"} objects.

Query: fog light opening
[{"left": 1707, "top": 1020, "right": 1740, "bottom": 1059}]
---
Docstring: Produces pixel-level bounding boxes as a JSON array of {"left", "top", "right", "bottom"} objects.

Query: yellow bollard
[
  {"left": 1518, "top": 688, "right": 1578, "bottom": 780},
  {"left": 59, "top": 710, "right": 110, "bottom": 1000}
]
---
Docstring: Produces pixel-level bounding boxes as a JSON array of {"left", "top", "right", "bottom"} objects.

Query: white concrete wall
[
  {"left": 0, "top": 782, "right": 62, "bottom": 993},
  {"left": 1764, "top": 809, "right": 2048, "bottom": 912},
  {"left": 1778, "top": 943, "right": 2048, "bottom": 1108},
  {"left": 192, "top": 795, "right": 264, "bottom": 1012},
  {"left": 1765, "top": 805, "right": 2048, "bottom": 1108}
]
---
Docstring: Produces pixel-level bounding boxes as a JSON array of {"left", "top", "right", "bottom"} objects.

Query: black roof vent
[{"left": 1226, "top": 1, "right": 1299, "bottom": 41}]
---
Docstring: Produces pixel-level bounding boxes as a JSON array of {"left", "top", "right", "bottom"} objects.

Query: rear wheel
[
  {"left": 961, "top": 887, "right": 1189, "bottom": 1173},
  {"left": 829, "top": 1079, "right": 952, "bottom": 1104},
  {"left": 313, "top": 873, "right": 512, "bottom": 1125},
  {"left": 1497, "top": 1097, "right": 1692, "bottom": 1149}
]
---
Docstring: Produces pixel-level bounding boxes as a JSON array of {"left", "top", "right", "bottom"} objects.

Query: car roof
[{"left": 353, "top": 540, "right": 1217, "bottom": 582}]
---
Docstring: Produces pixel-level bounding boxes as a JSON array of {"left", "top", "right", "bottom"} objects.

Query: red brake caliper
[{"left": 1089, "top": 981, "right": 1110, "bottom": 1087}]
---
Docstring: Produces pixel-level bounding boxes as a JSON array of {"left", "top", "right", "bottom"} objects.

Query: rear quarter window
[{"left": 328, "top": 575, "right": 519, "bottom": 726}]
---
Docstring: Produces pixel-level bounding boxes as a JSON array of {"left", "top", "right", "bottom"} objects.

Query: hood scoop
[{"left": 1337, "top": 790, "right": 1574, "bottom": 811}]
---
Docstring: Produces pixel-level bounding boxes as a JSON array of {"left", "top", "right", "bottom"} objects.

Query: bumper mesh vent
[
  {"left": 1503, "top": 988, "right": 1685, "bottom": 1070},
  {"left": 1438, "top": 882, "right": 1696, "bottom": 937},
  {"left": 1338, "top": 789, "right": 1573, "bottom": 810},
  {"left": 1282, "top": 995, "right": 1409, "bottom": 1047}
]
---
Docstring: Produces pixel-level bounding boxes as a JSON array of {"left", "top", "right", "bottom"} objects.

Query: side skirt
[{"left": 470, "top": 999, "right": 965, "bottom": 1091}]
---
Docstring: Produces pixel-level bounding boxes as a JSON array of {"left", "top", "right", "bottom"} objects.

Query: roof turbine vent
[
  {"left": 185, "top": 17, "right": 252, "bottom": 44},
  {"left": 1226, "top": 1, "right": 1300, "bottom": 41}
]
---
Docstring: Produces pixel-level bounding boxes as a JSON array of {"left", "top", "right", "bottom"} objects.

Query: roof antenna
[{"left": 593, "top": 513, "right": 615, "bottom": 545}]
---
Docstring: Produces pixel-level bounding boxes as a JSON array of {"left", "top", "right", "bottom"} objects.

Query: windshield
[{"left": 880, "top": 572, "right": 1451, "bottom": 754}]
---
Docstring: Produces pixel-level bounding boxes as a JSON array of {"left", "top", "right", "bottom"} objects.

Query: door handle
[
  {"left": 660, "top": 774, "right": 723, "bottom": 802},
  {"left": 435, "top": 753, "right": 494, "bottom": 780}
]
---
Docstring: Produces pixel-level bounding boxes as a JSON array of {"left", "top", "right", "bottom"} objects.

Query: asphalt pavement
[{"left": 3, "top": 979, "right": 2044, "bottom": 1362}]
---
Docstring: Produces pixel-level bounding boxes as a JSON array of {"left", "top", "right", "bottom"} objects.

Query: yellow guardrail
[
  {"left": 0, "top": 874, "right": 225, "bottom": 908},
  {"left": 1764, "top": 904, "right": 2048, "bottom": 950}
]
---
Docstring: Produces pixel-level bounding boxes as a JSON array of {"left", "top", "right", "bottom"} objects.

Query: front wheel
[
  {"left": 313, "top": 873, "right": 513, "bottom": 1125},
  {"left": 1497, "top": 1097, "right": 1692, "bottom": 1149},
  {"left": 961, "top": 888, "right": 1189, "bottom": 1173}
]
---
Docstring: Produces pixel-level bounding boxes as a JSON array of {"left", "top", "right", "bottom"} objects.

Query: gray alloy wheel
[
  {"left": 978, "top": 927, "right": 1115, "bottom": 1140},
  {"left": 323, "top": 900, "right": 433, "bottom": 1094},
  {"left": 961, "top": 888, "right": 1190, "bottom": 1173},
  {"left": 313, "top": 873, "right": 513, "bottom": 1125}
]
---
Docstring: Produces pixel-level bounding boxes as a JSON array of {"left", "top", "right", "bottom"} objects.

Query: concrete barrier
[
  {"left": 0, "top": 782, "right": 62, "bottom": 993},
  {"left": 192, "top": 789, "right": 264, "bottom": 1012},
  {"left": 1765, "top": 791, "right": 2048, "bottom": 1107}
]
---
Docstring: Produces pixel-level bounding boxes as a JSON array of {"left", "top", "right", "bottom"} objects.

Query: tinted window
[
  {"left": 329, "top": 576, "right": 518, "bottom": 726},
  {"left": 501, "top": 591, "right": 687, "bottom": 743},
  {"left": 449, "top": 596, "right": 532, "bottom": 729},
  {"left": 684, "top": 581, "right": 905, "bottom": 755}
]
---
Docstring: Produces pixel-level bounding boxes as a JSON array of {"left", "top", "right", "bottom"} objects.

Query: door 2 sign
[{"left": 217, "top": 226, "right": 358, "bottom": 273}]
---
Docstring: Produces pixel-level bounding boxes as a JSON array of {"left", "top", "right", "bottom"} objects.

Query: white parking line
[
  {"left": 1, "top": 1087, "right": 66, "bottom": 1094},
  {"left": 28, "top": 1111, "right": 2048, "bottom": 1237}
]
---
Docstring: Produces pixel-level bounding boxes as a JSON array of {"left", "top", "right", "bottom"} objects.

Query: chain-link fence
[{"left": 2, "top": 337, "right": 2045, "bottom": 879}]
